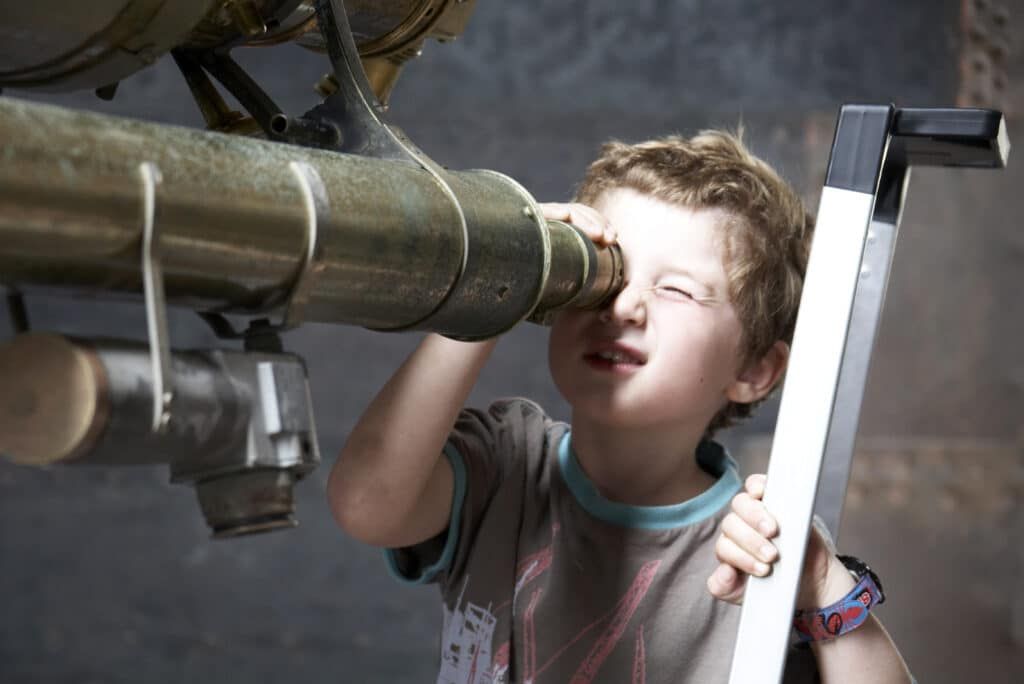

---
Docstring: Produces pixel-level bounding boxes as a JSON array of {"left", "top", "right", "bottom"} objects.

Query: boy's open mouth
[{"left": 582, "top": 344, "right": 647, "bottom": 371}]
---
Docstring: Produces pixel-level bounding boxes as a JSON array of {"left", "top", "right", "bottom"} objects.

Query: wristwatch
[{"left": 792, "top": 554, "right": 886, "bottom": 643}]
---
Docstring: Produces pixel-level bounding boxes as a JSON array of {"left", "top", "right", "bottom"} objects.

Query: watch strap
[{"left": 792, "top": 567, "right": 885, "bottom": 642}]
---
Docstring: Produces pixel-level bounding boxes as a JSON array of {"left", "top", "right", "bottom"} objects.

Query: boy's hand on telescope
[
  {"left": 539, "top": 202, "right": 617, "bottom": 246},
  {"left": 707, "top": 474, "right": 853, "bottom": 609}
]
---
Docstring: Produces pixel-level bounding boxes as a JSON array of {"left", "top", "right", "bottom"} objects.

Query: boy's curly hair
[{"left": 573, "top": 131, "right": 815, "bottom": 436}]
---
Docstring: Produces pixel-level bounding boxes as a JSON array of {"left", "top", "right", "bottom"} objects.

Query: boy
[{"left": 328, "top": 132, "right": 913, "bottom": 682}]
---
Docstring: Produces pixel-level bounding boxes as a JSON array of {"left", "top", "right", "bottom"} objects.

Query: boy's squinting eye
[{"left": 655, "top": 285, "right": 694, "bottom": 301}]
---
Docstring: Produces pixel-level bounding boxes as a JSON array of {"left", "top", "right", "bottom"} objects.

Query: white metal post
[
  {"left": 728, "top": 185, "right": 879, "bottom": 683},
  {"left": 813, "top": 209, "right": 904, "bottom": 540},
  {"left": 727, "top": 105, "right": 1008, "bottom": 683},
  {"left": 729, "top": 102, "right": 896, "bottom": 683}
]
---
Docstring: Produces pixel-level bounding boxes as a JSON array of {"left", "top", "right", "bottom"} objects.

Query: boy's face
[{"left": 548, "top": 187, "right": 748, "bottom": 432}]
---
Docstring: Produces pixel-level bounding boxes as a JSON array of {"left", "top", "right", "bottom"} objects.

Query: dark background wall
[{"left": 2, "top": 1, "right": 1022, "bottom": 682}]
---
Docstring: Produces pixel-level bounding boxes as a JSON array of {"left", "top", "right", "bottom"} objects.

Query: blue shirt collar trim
[{"left": 557, "top": 431, "right": 741, "bottom": 530}]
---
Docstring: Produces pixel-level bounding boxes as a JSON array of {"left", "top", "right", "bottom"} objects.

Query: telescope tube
[{"left": 0, "top": 98, "right": 622, "bottom": 339}]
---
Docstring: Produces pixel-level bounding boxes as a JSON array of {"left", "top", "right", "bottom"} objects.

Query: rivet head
[{"left": 522, "top": 206, "right": 535, "bottom": 219}]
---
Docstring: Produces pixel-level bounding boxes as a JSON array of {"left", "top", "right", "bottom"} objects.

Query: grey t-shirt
[{"left": 387, "top": 398, "right": 818, "bottom": 683}]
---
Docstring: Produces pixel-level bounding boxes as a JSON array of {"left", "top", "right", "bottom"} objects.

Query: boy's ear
[{"left": 725, "top": 341, "right": 790, "bottom": 404}]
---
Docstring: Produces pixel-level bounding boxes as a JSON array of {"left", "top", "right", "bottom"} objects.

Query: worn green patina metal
[{"left": 0, "top": 97, "right": 622, "bottom": 339}]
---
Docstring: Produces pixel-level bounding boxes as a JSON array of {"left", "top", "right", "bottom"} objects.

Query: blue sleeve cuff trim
[{"left": 383, "top": 443, "right": 468, "bottom": 585}]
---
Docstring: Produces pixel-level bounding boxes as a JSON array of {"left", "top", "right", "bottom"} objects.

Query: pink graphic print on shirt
[{"left": 438, "top": 519, "right": 659, "bottom": 684}]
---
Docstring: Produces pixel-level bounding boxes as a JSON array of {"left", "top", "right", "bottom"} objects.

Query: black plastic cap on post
[{"left": 824, "top": 104, "right": 896, "bottom": 194}]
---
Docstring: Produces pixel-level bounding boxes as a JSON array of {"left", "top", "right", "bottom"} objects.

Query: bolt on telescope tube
[{"left": 0, "top": 98, "right": 623, "bottom": 339}]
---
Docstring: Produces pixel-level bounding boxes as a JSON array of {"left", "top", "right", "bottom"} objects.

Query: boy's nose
[{"left": 599, "top": 282, "right": 647, "bottom": 326}]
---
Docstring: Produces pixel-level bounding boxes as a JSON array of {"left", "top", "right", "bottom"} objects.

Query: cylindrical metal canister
[{"left": 0, "top": 333, "right": 316, "bottom": 471}]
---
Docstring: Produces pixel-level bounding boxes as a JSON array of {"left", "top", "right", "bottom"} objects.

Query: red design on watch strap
[{"left": 792, "top": 570, "right": 885, "bottom": 643}]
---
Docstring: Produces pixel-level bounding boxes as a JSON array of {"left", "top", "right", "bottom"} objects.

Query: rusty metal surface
[
  {"left": 740, "top": 435, "right": 1023, "bottom": 523},
  {"left": 196, "top": 469, "right": 300, "bottom": 537},
  {"left": 957, "top": 0, "right": 1012, "bottom": 113}
]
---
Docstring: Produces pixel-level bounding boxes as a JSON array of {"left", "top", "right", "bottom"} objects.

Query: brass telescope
[{"left": 0, "top": 97, "right": 622, "bottom": 337}]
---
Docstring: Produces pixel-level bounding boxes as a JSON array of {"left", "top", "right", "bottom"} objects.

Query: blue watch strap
[{"left": 792, "top": 571, "right": 884, "bottom": 642}]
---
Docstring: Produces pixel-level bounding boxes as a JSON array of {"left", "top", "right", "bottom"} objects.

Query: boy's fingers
[
  {"left": 706, "top": 562, "right": 747, "bottom": 604},
  {"left": 730, "top": 491, "right": 778, "bottom": 538},
  {"left": 721, "top": 512, "right": 778, "bottom": 564},
  {"left": 744, "top": 473, "right": 767, "bottom": 498},
  {"left": 537, "top": 202, "right": 615, "bottom": 245},
  {"left": 538, "top": 202, "right": 572, "bottom": 221},
  {"left": 573, "top": 206, "right": 612, "bottom": 243},
  {"left": 715, "top": 533, "right": 772, "bottom": 578}
]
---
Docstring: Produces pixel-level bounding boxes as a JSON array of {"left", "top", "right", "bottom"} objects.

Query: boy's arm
[
  {"left": 328, "top": 201, "right": 616, "bottom": 551},
  {"left": 708, "top": 474, "right": 914, "bottom": 683},
  {"left": 805, "top": 598, "right": 912, "bottom": 683},
  {"left": 327, "top": 333, "right": 498, "bottom": 549}
]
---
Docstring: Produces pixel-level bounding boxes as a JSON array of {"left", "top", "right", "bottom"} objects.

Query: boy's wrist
[
  {"left": 793, "top": 556, "right": 886, "bottom": 643},
  {"left": 797, "top": 555, "right": 857, "bottom": 610}
]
